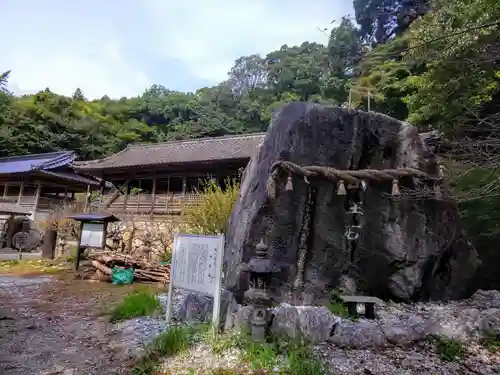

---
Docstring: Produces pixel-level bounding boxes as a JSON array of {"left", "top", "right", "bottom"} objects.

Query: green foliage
[
  {"left": 428, "top": 335, "right": 466, "bottom": 362},
  {"left": 2, "top": 0, "right": 500, "bottom": 282},
  {"left": 109, "top": 290, "right": 162, "bottom": 323},
  {"left": 240, "top": 336, "right": 326, "bottom": 375},
  {"left": 132, "top": 324, "right": 208, "bottom": 375},
  {"left": 480, "top": 334, "right": 500, "bottom": 353},
  {"left": 184, "top": 178, "right": 240, "bottom": 235},
  {"left": 326, "top": 289, "right": 349, "bottom": 318}
]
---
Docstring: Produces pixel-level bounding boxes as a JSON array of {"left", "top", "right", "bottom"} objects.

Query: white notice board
[
  {"left": 165, "top": 234, "right": 225, "bottom": 333},
  {"left": 80, "top": 223, "right": 105, "bottom": 248}
]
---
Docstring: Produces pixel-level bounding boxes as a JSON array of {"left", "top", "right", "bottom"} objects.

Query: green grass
[
  {"left": 481, "top": 334, "right": 500, "bottom": 353},
  {"left": 428, "top": 335, "right": 466, "bottom": 362},
  {"left": 132, "top": 324, "right": 208, "bottom": 375},
  {"left": 207, "top": 330, "right": 327, "bottom": 375},
  {"left": 109, "top": 290, "right": 162, "bottom": 322},
  {"left": 0, "top": 258, "right": 69, "bottom": 275}
]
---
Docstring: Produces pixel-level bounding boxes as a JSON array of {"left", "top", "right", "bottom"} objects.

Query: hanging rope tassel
[
  {"left": 391, "top": 179, "right": 400, "bottom": 196},
  {"left": 337, "top": 180, "right": 347, "bottom": 195},
  {"left": 285, "top": 174, "right": 293, "bottom": 191}
]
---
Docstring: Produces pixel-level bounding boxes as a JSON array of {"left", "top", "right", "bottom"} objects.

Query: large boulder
[{"left": 224, "top": 102, "right": 480, "bottom": 304}]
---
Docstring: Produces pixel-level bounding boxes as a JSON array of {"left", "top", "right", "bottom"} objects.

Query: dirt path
[{"left": 0, "top": 274, "right": 137, "bottom": 375}]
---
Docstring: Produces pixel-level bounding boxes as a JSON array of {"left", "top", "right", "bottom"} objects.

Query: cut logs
[{"left": 87, "top": 251, "right": 170, "bottom": 284}]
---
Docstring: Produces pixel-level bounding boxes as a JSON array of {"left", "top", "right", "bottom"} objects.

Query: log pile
[{"left": 87, "top": 251, "right": 170, "bottom": 284}]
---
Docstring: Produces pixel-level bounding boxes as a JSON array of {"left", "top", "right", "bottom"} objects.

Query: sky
[{"left": 0, "top": 0, "right": 354, "bottom": 99}]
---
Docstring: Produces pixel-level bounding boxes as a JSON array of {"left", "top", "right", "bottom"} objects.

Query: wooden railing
[
  {"left": 101, "top": 193, "right": 204, "bottom": 216},
  {"left": 2, "top": 195, "right": 71, "bottom": 212}
]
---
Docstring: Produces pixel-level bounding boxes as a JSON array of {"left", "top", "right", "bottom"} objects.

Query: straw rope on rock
[
  {"left": 267, "top": 160, "right": 443, "bottom": 200},
  {"left": 224, "top": 102, "right": 479, "bottom": 305}
]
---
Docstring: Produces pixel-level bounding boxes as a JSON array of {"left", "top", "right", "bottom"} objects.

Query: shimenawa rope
[{"left": 267, "top": 160, "right": 442, "bottom": 199}]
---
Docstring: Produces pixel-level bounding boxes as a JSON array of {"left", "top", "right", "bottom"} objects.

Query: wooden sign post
[
  {"left": 165, "top": 234, "right": 225, "bottom": 337},
  {"left": 68, "top": 213, "right": 120, "bottom": 270}
]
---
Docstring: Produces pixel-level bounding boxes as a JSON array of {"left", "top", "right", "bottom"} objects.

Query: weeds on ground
[
  {"left": 428, "top": 335, "right": 466, "bottom": 362},
  {"left": 109, "top": 289, "right": 163, "bottom": 322},
  {"left": 326, "top": 289, "right": 349, "bottom": 319},
  {"left": 0, "top": 259, "right": 69, "bottom": 275},
  {"left": 481, "top": 334, "right": 500, "bottom": 353},
  {"left": 132, "top": 324, "right": 208, "bottom": 375},
  {"left": 205, "top": 330, "right": 327, "bottom": 375}
]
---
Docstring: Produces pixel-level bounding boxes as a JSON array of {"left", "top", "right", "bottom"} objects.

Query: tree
[
  {"left": 353, "top": 0, "right": 429, "bottom": 45},
  {"left": 72, "top": 88, "right": 85, "bottom": 101}
]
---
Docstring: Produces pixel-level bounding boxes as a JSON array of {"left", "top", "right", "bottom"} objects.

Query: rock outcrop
[{"left": 224, "top": 102, "right": 480, "bottom": 304}]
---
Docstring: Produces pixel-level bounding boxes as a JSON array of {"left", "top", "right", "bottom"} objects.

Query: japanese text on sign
[{"left": 171, "top": 234, "right": 224, "bottom": 296}]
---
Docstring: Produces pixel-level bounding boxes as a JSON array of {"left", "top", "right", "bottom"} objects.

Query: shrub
[{"left": 183, "top": 178, "right": 239, "bottom": 235}]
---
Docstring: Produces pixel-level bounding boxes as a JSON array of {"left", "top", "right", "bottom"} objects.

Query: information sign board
[
  {"left": 165, "top": 234, "right": 225, "bottom": 334},
  {"left": 80, "top": 222, "right": 105, "bottom": 248}
]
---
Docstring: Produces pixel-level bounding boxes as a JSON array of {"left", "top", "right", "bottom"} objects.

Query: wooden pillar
[
  {"left": 84, "top": 184, "right": 91, "bottom": 212},
  {"left": 150, "top": 178, "right": 157, "bottom": 216},
  {"left": 32, "top": 182, "right": 42, "bottom": 221},
  {"left": 182, "top": 176, "right": 187, "bottom": 195},
  {"left": 136, "top": 180, "right": 141, "bottom": 212},
  {"left": 3, "top": 184, "right": 7, "bottom": 198},
  {"left": 123, "top": 181, "right": 130, "bottom": 211},
  {"left": 99, "top": 183, "right": 104, "bottom": 206},
  {"left": 165, "top": 176, "right": 170, "bottom": 214},
  {"left": 63, "top": 187, "right": 68, "bottom": 204},
  {"left": 16, "top": 182, "right": 24, "bottom": 206}
]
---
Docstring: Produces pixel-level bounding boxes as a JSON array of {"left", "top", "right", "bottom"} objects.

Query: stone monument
[{"left": 224, "top": 102, "right": 480, "bottom": 306}]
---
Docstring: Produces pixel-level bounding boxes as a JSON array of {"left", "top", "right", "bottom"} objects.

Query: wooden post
[
  {"left": 136, "top": 180, "right": 141, "bottom": 212},
  {"left": 150, "top": 178, "right": 157, "bottom": 216},
  {"left": 84, "top": 185, "right": 91, "bottom": 212},
  {"left": 32, "top": 182, "right": 42, "bottom": 221},
  {"left": 123, "top": 182, "right": 130, "bottom": 212},
  {"left": 367, "top": 91, "right": 371, "bottom": 112},
  {"left": 99, "top": 184, "right": 104, "bottom": 206},
  {"left": 348, "top": 89, "right": 352, "bottom": 109},
  {"left": 182, "top": 176, "right": 187, "bottom": 195},
  {"left": 165, "top": 176, "right": 170, "bottom": 214},
  {"left": 75, "top": 222, "right": 84, "bottom": 270},
  {"left": 3, "top": 184, "right": 7, "bottom": 198},
  {"left": 16, "top": 182, "right": 24, "bottom": 206}
]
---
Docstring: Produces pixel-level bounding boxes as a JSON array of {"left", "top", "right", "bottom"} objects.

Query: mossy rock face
[{"left": 224, "top": 102, "right": 479, "bottom": 305}]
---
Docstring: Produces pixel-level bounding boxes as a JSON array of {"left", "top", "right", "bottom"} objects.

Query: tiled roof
[
  {"left": 0, "top": 151, "right": 76, "bottom": 174},
  {"left": 75, "top": 133, "right": 266, "bottom": 171}
]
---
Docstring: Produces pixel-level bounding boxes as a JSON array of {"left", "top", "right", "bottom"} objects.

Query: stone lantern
[{"left": 241, "top": 238, "right": 280, "bottom": 341}]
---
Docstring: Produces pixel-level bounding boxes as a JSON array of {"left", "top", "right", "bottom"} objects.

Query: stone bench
[{"left": 339, "top": 295, "right": 384, "bottom": 319}]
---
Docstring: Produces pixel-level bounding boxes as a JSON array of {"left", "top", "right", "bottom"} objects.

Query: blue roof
[{"left": 0, "top": 151, "right": 76, "bottom": 174}]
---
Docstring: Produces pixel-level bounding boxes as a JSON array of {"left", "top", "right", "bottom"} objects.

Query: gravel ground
[
  {"left": 1, "top": 274, "right": 499, "bottom": 375},
  {"left": 0, "top": 274, "right": 137, "bottom": 375}
]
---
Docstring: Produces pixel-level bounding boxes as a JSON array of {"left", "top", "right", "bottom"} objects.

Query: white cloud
[
  {"left": 147, "top": 0, "right": 350, "bottom": 83},
  {"left": 3, "top": 41, "right": 150, "bottom": 99},
  {"left": 0, "top": 0, "right": 352, "bottom": 98}
]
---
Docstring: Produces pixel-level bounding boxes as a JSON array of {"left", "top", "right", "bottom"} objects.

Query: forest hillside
[{"left": 0, "top": 0, "right": 499, "bottom": 263}]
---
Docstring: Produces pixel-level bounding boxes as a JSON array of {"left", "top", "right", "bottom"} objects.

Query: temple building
[{"left": 74, "top": 133, "right": 265, "bottom": 217}]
